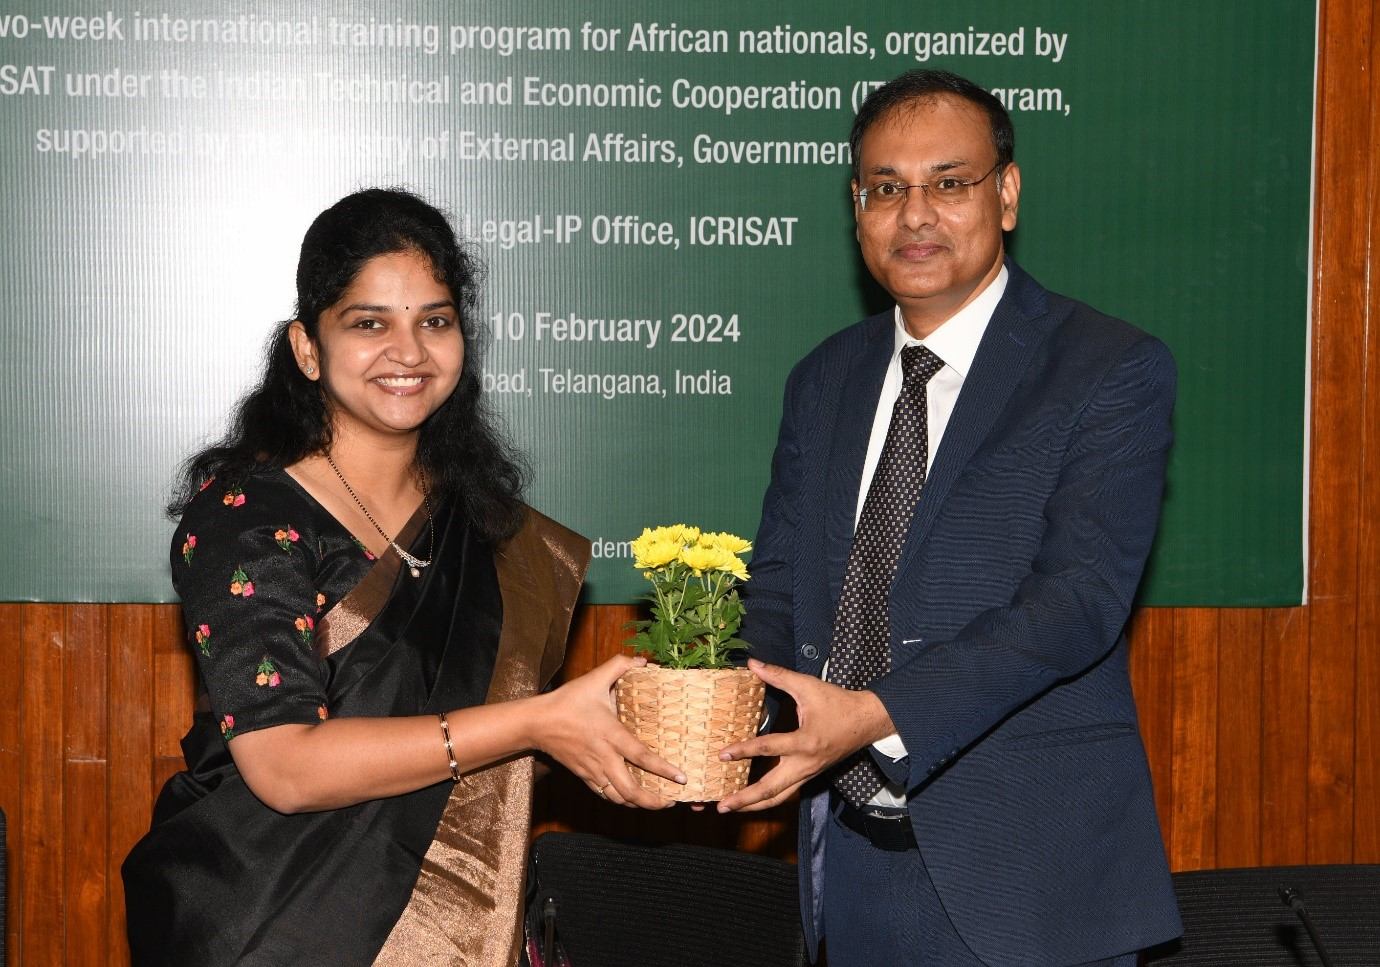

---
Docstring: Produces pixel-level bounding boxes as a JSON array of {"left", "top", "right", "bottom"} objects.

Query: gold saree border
[
  {"left": 315, "top": 506, "right": 426, "bottom": 658},
  {"left": 374, "top": 508, "right": 590, "bottom": 967}
]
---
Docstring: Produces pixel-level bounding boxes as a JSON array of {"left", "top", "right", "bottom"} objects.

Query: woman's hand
[
  {"left": 228, "top": 655, "right": 686, "bottom": 814},
  {"left": 532, "top": 655, "right": 685, "bottom": 809}
]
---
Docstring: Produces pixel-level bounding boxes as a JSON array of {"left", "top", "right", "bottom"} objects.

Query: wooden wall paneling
[
  {"left": 0, "top": 603, "right": 24, "bottom": 963},
  {"left": 63, "top": 762, "right": 106, "bottom": 966},
  {"left": 1352, "top": 0, "right": 1380, "bottom": 867},
  {"left": 106, "top": 606, "right": 155, "bottom": 967},
  {"left": 735, "top": 804, "right": 797, "bottom": 860},
  {"left": 1359, "top": 592, "right": 1380, "bottom": 862},
  {"left": 1128, "top": 607, "right": 1176, "bottom": 853},
  {"left": 61, "top": 605, "right": 107, "bottom": 762},
  {"left": 594, "top": 604, "right": 635, "bottom": 665},
  {"left": 19, "top": 603, "right": 65, "bottom": 964},
  {"left": 532, "top": 604, "right": 592, "bottom": 839},
  {"left": 62, "top": 605, "right": 108, "bottom": 966},
  {"left": 150, "top": 608, "right": 193, "bottom": 801},
  {"left": 1303, "top": 0, "right": 1369, "bottom": 865},
  {"left": 1168, "top": 609, "right": 1219, "bottom": 870},
  {"left": 1214, "top": 608, "right": 1263, "bottom": 867},
  {"left": 563, "top": 599, "right": 597, "bottom": 680},
  {"left": 1260, "top": 607, "right": 1311, "bottom": 865},
  {"left": 1303, "top": 440, "right": 1360, "bottom": 860}
]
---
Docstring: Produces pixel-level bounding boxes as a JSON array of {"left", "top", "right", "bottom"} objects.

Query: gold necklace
[{"left": 324, "top": 453, "right": 435, "bottom": 578}]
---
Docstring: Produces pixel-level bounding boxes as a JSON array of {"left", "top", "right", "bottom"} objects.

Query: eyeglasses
[{"left": 854, "top": 163, "right": 1002, "bottom": 212}]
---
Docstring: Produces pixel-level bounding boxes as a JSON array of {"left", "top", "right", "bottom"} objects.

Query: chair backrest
[
  {"left": 528, "top": 832, "right": 806, "bottom": 967},
  {"left": 1144, "top": 864, "right": 1380, "bottom": 966}
]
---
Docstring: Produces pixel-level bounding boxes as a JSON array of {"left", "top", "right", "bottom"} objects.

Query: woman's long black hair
[{"left": 170, "top": 188, "right": 527, "bottom": 542}]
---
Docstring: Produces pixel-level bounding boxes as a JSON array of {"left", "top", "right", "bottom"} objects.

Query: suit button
[{"left": 802, "top": 643, "right": 819, "bottom": 660}]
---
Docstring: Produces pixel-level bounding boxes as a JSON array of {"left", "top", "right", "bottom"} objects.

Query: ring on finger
[{"left": 596, "top": 781, "right": 612, "bottom": 798}]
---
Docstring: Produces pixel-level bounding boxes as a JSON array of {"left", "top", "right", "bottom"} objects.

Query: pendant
[{"left": 410, "top": 566, "right": 421, "bottom": 578}]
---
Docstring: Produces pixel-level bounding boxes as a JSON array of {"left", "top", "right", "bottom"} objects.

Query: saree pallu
[{"left": 123, "top": 503, "right": 589, "bottom": 967}]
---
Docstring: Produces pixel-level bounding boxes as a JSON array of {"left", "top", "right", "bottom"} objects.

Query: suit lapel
[
  {"left": 823, "top": 313, "right": 893, "bottom": 603},
  {"left": 894, "top": 264, "right": 1051, "bottom": 579}
]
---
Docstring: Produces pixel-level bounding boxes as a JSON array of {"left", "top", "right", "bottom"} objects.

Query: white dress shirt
[{"left": 847, "top": 266, "right": 1008, "bottom": 807}]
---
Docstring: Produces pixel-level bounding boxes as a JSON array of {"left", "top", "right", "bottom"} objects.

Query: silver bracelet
[{"left": 438, "top": 711, "right": 460, "bottom": 782}]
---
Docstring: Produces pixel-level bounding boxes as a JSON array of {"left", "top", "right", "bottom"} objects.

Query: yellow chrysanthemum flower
[
  {"left": 719, "top": 554, "right": 750, "bottom": 581},
  {"left": 662, "top": 523, "right": 701, "bottom": 546},
  {"left": 680, "top": 543, "right": 731, "bottom": 574},
  {"left": 630, "top": 527, "right": 657, "bottom": 560},
  {"left": 632, "top": 527, "right": 670, "bottom": 560},
  {"left": 647, "top": 540, "right": 684, "bottom": 568},
  {"left": 634, "top": 537, "right": 683, "bottom": 570},
  {"left": 700, "top": 531, "right": 752, "bottom": 555}
]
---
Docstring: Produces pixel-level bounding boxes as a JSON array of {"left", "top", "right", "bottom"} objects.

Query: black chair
[
  {"left": 527, "top": 832, "right": 807, "bottom": 967},
  {"left": 1144, "top": 864, "right": 1380, "bottom": 966}
]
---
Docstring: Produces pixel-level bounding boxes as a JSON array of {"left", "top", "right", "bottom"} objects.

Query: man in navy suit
[{"left": 718, "top": 70, "right": 1182, "bottom": 966}]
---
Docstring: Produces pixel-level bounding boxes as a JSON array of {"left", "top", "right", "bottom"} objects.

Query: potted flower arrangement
[{"left": 615, "top": 524, "right": 765, "bottom": 801}]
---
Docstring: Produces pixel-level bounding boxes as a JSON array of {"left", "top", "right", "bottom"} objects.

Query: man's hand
[{"left": 715, "top": 658, "right": 895, "bottom": 813}]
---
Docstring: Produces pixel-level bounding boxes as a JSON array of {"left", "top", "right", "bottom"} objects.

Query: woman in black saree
[{"left": 122, "top": 189, "right": 683, "bottom": 966}]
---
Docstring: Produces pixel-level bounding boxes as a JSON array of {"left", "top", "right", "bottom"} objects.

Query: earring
[{"left": 304, "top": 364, "right": 316, "bottom": 376}]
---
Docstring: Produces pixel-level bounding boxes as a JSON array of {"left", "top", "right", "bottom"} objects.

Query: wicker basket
[{"left": 615, "top": 665, "right": 766, "bottom": 802}]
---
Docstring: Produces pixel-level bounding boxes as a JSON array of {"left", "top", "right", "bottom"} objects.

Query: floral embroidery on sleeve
[
  {"left": 255, "top": 656, "right": 282, "bottom": 687},
  {"left": 274, "top": 527, "right": 300, "bottom": 551},
  {"left": 174, "top": 473, "right": 354, "bottom": 741},
  {"left": 294, "top": 614, "right": 315, "bottom": 646},
  {"left": 229, "top": 567, "right": 256, "bottom": 597}
]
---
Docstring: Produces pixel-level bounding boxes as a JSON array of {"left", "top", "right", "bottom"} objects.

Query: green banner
[{"left": 0, "top": 1, "right": 1313, "bottom": 604}]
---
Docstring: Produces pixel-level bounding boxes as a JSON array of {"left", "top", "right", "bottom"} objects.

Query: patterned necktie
[{"left": 827, "top": 344, "right": 945, "bottom": 806}]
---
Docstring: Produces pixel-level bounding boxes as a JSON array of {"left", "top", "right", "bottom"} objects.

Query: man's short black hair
[{"left": 849, "top": 69, "right": 1014, "bottom": 179}]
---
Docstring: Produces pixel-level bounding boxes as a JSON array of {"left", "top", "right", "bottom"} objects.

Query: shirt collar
[{"left": 890, "top": 265, "right": 1009, "bottom": 379}]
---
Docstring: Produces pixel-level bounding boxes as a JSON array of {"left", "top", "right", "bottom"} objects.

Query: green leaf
[
  {"left": 649, "top": 621, "right": 671, "bottom": 649},
  {"left": 628, "top": 632, "right": 658, "bottom": 660},
  {"left": 676, "top": 623, "right": 713, "bottom": 642}
]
